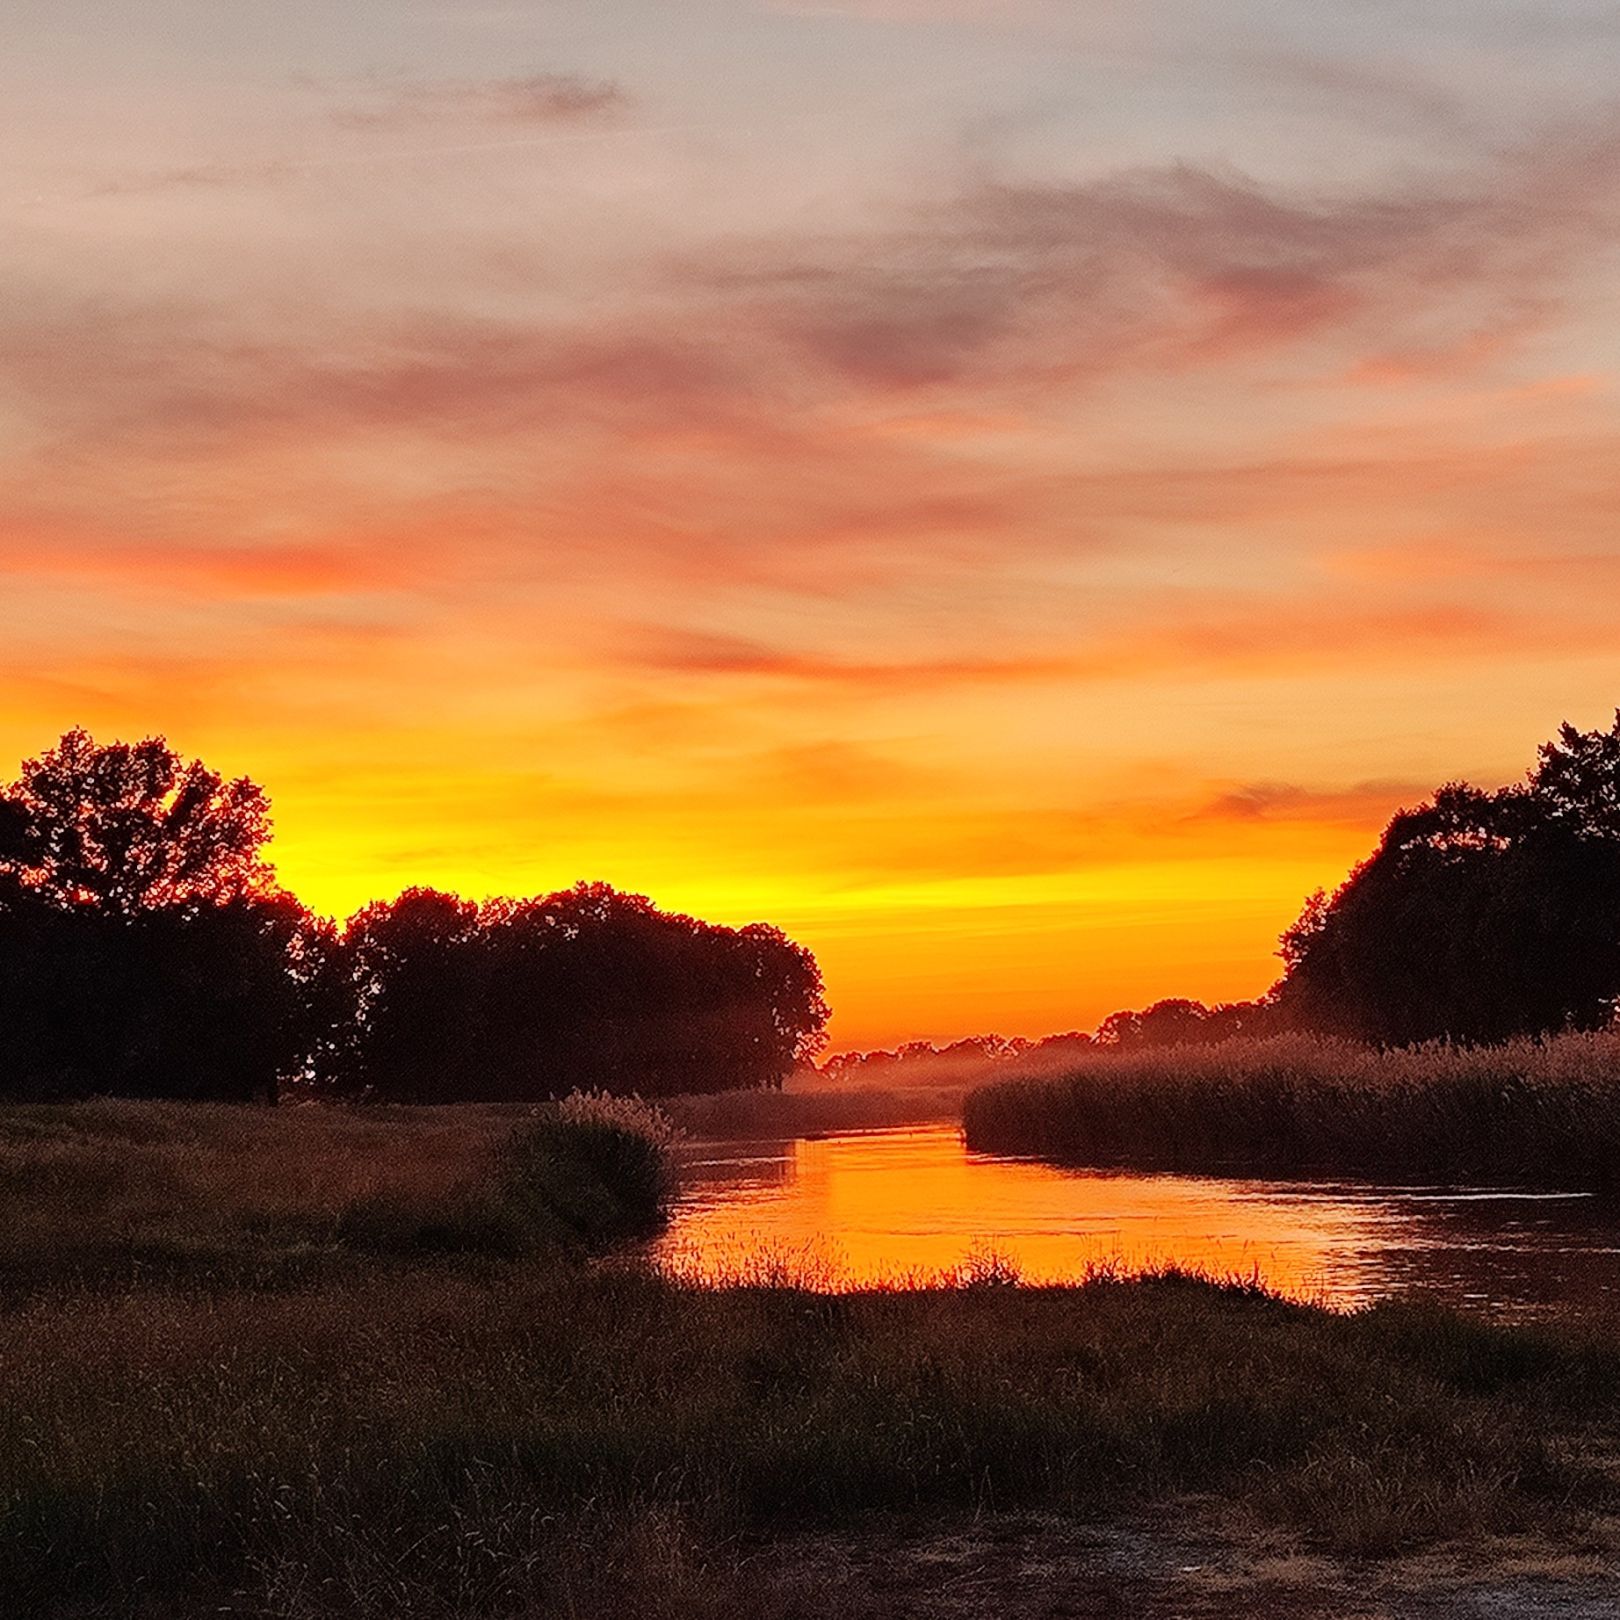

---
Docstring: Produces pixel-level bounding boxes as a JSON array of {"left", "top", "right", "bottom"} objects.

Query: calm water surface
[{"left": 652, "top": 1123, "right": 1620, "bottom": 1317}]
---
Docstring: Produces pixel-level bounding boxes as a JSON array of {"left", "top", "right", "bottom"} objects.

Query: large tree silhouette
[
  {"left": 2, "top": 727, "right": 273, "bottom": 914},
  {"left": 0, "top": 730, "right": 318, "bottom": 1101},
  {"left": 1278, "top": 716, "right": 1620, "bottom": 1044}
]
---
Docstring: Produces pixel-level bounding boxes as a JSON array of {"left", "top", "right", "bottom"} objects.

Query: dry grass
[
  {"left": 965, "top": 1031, "right": 1620, "bottom": 1185},
  {"left": 4, "top": 1265, "right": 1617, "bottom": 1615},
  {"left": 0, "top": 1095, "right": 669, "bottom": 1287}
]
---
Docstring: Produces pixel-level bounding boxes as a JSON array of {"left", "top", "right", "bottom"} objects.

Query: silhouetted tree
[
  {"left": 1091, "top": 997, "right": 1275, "bottom": 1051},
  {"left": 331, "top": 881, "right": 828, "bottom": 1102},
  {"left": 1278, "top": 715, "right": 1620, "bottom": 1044},
  {"left": 1022, "top": 1030, "right": 1095, "bottom": 1066},
  {"left": 2, "top": 727, "right": 273, "bottom": 914},
  {"left": 0, "top": 730, "right": 320, "bottom": 1101},
  {"left": 1532, "top": 719, "right": 1620, "bottom": 838},
  {"left": 328, "top": 889, "right": 488, "bottom": 1103}
]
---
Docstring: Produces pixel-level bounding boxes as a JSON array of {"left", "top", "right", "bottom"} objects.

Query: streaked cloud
[{"left": 325, "top": 72, "right": 630, "bottom": 130}]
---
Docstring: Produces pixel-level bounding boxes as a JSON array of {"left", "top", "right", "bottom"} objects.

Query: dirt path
[{"left": 763, "top": 1511, "right": 1620, "bottom": 1619}]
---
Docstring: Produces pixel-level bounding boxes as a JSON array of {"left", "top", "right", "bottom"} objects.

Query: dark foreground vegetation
[
  {"left": 964, "top": 1032, "right": 1620, "bottom": 1186},
  {"left": 2, "top": 1101, "right": 1619, "bottom": 1618},
  {"left": 17, "top": 1270, "right": 1620, "bottom": 1618},
  {"left": 0, "top": 729, "right": 826, "bottom": 1104}
]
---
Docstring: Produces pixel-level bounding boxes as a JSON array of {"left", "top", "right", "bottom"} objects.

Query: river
[{"left": 651, "top": 1122, "right": 1620, "bottom": 1317}]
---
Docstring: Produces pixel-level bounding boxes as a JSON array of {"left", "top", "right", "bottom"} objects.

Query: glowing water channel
[{"left": 652, "top": 1123, "right": 1620, "bottom": 1316}]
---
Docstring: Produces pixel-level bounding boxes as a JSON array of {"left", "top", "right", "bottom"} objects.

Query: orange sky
[{"left": 5, "top": 2, "right": 1620, "bottom": 1047}]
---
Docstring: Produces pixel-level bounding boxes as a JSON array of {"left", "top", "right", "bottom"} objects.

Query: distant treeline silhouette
[
  {"left": 0, "top": 729, "right": 827, "bottom": 1103},
  {"left": 819, "top": 1003, "right": 1276, "bottom": 1082}
]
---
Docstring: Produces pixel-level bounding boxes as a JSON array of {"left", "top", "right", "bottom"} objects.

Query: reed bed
[{"left": 963, "top": 1032, "right": 1620, "bottom": 1185}]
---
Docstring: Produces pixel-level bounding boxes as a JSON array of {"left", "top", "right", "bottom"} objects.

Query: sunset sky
[{"left": 5, "top": 1, "right": 1620, "bottom": 1047}]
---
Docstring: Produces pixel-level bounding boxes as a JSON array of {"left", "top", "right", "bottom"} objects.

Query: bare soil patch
[{"left": 763, "top": 1510, "right": 1620, "bottom": 1620}]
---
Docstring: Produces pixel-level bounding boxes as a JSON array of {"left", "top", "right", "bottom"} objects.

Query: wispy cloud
[
  {"left": 326, "top": 72, "right": 630, "bottom": 131},
  {"left": 1189, "top": 779, "right": 1434, "bottom": 827},
  {"left": 681, "top": 118, "right": 1620, "bottom": 397},
  {"left": 80, "top": 70, "right": 633, "bottom": 198},
  {"left": 613, "top": 596, "right": 1613, "bottom": 692},
  {"left": 25, "top": 106, "right": 1620, "bottom": 520}
]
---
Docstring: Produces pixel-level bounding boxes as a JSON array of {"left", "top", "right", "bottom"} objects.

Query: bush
[
  {"left": 339, "top": 1092, "right": 677, "bottom": 1258},
  {"left": 498, "top": 1091, "right": 677, "bottom": 1246}
]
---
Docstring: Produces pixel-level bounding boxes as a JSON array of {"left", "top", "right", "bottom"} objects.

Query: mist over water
[{"left": 654, "top": 1124, "right": 1620, "bottom": 1318}]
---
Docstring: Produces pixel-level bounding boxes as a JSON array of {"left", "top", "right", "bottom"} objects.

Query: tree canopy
[
  {"left": 1276, "top": 715, "right": 1620, "bottom": 1045},
  {"left": 0, "top": 732, "right": 321, "bottom": 1101},
  {"left": 0, "top": 727, "right": 273, "bottom": 915},
  {"left": 331, "top": 882, "right": 828, "bottom": 1102}
]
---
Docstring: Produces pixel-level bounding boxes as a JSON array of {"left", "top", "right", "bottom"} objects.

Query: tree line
[
  {"left": 0, "top": 729, "right": 828, "bottom": 1103},
  {"left": 7, "top": 713, "right": 1620, "bottom": 1103}
]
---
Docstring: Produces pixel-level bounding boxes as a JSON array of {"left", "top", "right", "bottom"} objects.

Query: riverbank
[
  {"left": 964, "top": 1033, "right": 1620, "bottom": 1186},
  {"left": 5, "top": 1100, "right": 1619, "bottom": 1617}
]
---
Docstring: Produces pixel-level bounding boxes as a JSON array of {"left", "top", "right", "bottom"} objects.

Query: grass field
[
  {"left": 0, "top": 1091, "right": 671, "bottom": 1289},
  {"left": 3, "top": 1098, "right": 1619, "bottom": 1617},
  {"left": 964, "top": 1032, "right": 1620, "bottom": 1186}
]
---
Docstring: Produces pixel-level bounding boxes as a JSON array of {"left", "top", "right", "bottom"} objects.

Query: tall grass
[
  {"left": 2, "top": 1265, "right": 1615, "bottom": 1614},
  {"left": 0, "top": 1092, "right": 674, "bottom": 1286},
  {"left": 963, "top": 1031, "right": 1620, "bottom": 1185}
]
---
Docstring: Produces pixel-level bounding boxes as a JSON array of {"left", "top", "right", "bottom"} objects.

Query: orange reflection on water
[
  {"left": 653, "top": 1125, "right": 1401, "bottom": 1302},
  {"left": 652, "top": 1125, "right": 1620, "bottom": 1316}
]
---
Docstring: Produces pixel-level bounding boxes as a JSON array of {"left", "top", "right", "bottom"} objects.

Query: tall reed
[{"left": 963, "top": 1032, "right": 1620, "bottom": 1185}]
